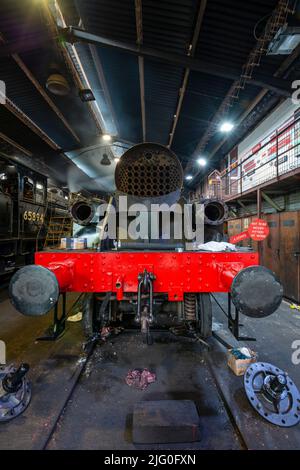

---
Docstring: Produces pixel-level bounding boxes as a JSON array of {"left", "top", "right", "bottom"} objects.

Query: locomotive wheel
[
  {"left": 82, "top": 293, "right": 106, "bottom": 338},
  {"left": 196, "top": 293, "right": 212, "bottom": 339}
]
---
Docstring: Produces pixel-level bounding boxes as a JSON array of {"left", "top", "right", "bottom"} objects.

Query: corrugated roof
[{"left": 0, "top": 0, "right": 299, "bottom": 190}]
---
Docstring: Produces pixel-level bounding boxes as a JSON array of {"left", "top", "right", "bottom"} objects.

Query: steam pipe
[{"left": 70, "top": 200, "right": 99, "bottom": 226}]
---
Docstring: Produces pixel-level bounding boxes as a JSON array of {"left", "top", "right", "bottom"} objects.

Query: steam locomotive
[
  {"left": 0, "top": 153, "right": 69, "bottom": 276},
  {"left": 9, "top": 143, "right": 283, "bottom": 343}
]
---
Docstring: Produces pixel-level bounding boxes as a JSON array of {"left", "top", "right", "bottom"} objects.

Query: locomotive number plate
[{"left": 23, "top": 211, "right": 44, "bottom": 223}]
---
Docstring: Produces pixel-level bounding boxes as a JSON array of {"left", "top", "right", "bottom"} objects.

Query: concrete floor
[{"left": 0, "top": 290, "right": 300, "bottom": 449}]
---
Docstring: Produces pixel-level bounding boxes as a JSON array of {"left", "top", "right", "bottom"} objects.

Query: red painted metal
[{"left": 35, "top": 251, "right": 259, "bottom": 301}]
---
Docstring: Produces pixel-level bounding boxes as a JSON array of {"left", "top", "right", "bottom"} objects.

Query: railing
[{"left": 221, "top": 114, "right": 300, "bottom": 200}]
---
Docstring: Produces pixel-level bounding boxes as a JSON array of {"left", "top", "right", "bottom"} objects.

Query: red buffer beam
[{"left": 34, "top": 251, "right": 259, "bottom": 300}]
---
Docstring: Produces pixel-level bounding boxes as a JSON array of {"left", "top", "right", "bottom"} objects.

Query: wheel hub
[
  {"left": 0, "top": 364, "right": 32, "bottom": 422},
  {"left": 244, "top": 362, "right": 300, "bottom": 427}
]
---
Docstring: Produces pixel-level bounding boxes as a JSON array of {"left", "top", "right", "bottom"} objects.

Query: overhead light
[
  {"left": 46, "top": 73, "right": 70, "bottom": 96},
  {"left": 197, "top": 157, "right": 207, "bottom": 167},
  {"left": 220, "top": 121, "right": 234, "bottom": 133},
  {"left": 114, "top": 157, "right": 120, "bottom": 163},
  {"left": 102, "top": 134, "right": 112, "bottom": 142},
  {"left": 267, "top": 25, "right": 300, "bottom": 55},
  {"left": 185, "top": 175, "right": 193, "bottom": 181},
  {"left": 64, "top": 196, "right": 69, "bottom": 200},
  {"left": 100, "top": 153, "right": 111, "bottom": 166},
  {"left": 36, "top": 183, "right": 43, "bottom": 190},
  {"left": 79, "top": 88, "right": 95, "bottom": 102}
]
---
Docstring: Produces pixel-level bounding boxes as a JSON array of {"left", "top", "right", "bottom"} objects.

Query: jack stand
[
  {"left": 211, "top": 293, "right": 256, "bottom": 347},
  {"left": 227, "top": 293, "right": 256, "bottom": 342},
  {"left": 135, "top": 269, "right": 155, "bottom": 345},
  {"left": 37, "top": 292, "right": 67, "bottom": 341}
]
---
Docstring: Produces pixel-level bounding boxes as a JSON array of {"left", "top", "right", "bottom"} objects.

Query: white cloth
[{"left": 197, "top": 241, "right": 237, "bottom": 252}]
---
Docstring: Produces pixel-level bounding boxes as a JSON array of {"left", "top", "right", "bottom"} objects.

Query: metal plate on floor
[{"left": 244, "top": 362, "right": 300, "bottom": 427}]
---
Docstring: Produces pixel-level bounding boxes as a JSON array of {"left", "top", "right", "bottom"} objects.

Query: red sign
[
  {"left": 229, "top": 218, "right": 269, "bottom": 244},
  {"left": 248, "top": 219, "right": 269, "bottom": 241},
  {"left": 229, "top": 231, "right": 249, "bottom": 244}
]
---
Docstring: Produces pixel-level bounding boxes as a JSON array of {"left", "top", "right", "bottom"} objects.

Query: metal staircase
[{"left": 44, "top": 216, "right": 72, "bottom": 248}]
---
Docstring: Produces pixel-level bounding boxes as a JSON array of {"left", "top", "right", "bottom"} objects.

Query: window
[
  {"left": 0, "top": 162, "right": 17, "bottom": 196},
  {"left": 35, "top": 182, "right": 45, "bottom": 204},
  {"left": 23, "top": 176, "right": 34, "bottom": 201}
]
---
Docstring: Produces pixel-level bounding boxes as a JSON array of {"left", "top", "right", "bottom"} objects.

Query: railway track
[
  {"left": 1, "top": 293, "right": 299, "bottom": 450},
  {"left": 39, "top": 330, "right": 247, "bottom": 450}
]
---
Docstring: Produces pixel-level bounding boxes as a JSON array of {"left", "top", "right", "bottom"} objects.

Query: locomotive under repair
[
  {"left": 9, "top": 143, "right": 283, "bottom": 343},
  {"left": 0, "top": 153, "right": 70, "bottom": 276}
]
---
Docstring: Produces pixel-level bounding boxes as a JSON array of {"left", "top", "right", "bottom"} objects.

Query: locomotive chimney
[{"left": 115, "top": 142, "right": 183, "bottom": 206}]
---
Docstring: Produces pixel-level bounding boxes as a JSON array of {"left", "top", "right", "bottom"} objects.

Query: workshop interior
[{"left": 0, "top": 0, "right": 300, "bottom": 454}]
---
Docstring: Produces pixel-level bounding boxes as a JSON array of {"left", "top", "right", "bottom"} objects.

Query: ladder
[{"left": 44, "top": 216, "right": 73, "bottom": 248}]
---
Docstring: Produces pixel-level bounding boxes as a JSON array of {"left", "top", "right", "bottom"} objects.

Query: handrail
[{"left": 221, "top": 112, "right": 300, "bottom": 198}]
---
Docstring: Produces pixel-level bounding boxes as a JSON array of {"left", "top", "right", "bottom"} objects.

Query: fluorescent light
[
  {"left": 79, "top": 88, "right": 95, "bottom": 102},
  {"left": 102, "top": 134, "right": 112, "bottom": 142},
  {"left": 268, "top": 25, "right": 300, "bottom": 55},
  {"left": 185, "top": 175, "right": 193, "bottom": 181},
  {"left": 197, "top": 157, "right": 207, "bottom": 167},
  {"left": 220, "top": 121, "right": 234, "bottom": 133}
]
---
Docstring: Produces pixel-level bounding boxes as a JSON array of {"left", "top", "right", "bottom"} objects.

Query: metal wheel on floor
[{"left": 244, "top": 362, "right": 300, "bottom": 427}]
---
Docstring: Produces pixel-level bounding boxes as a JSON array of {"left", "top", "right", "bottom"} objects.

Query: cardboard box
[
  {"left": 60, "top": 237, "right": 87, "bottom": 250},
  {"left": 227, "top": 348, "right": 257, "bottom": 376}
]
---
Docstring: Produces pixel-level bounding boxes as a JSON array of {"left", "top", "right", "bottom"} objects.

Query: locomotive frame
[{"left": 8, "top": 143, "right": 284, "bottom": 345}]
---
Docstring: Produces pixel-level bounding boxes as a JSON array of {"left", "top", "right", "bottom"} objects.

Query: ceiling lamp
[
  {"left": 46, "top": 73, "right": 70, "bottom": 96},
  {"left": 197, "top": 157, "right": 207, "bottom": 167},
  {"left": 102, "top": 134, "right": 112, "bottom": 142},
  {"left": 220, "top": 121, "right": 234, "bottom": 133},
  {"left": 185, "top": 175, "right": 193, "bottom": 181},
  {"left": 100, "top": 153, "right": 111, "bottom": 166},
  {"left": 79, "top": 88, "right": 95, "bottom": 102}
]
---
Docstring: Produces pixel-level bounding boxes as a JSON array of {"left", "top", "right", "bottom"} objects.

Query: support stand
[
  {"left": 36, "top": 293, "right": 67, "bottom": 341},
  {"left": 211, "top": 293, "right": 256, "bottom": 348}
]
